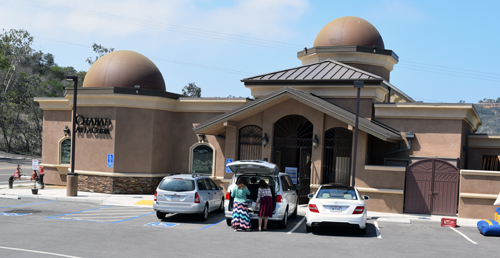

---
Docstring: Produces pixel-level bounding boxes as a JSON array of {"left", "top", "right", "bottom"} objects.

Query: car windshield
[
  {"left": 158, "top": 178, "right": 195, "bottom": 192},
  {"left": 316, "top": 188, "right": 358, "bottom": 200}
]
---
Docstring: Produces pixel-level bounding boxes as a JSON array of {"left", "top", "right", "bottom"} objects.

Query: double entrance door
[{"left": 404, "top": 158, "right": 459, "bottom": 215}]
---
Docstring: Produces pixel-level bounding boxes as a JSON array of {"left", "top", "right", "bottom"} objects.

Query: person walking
[
  {"left": 231, "top": 177, "right": 251, "bottom": 231},
  {"left": 255, "top": 180, "right": 273, "bottom": 231}
]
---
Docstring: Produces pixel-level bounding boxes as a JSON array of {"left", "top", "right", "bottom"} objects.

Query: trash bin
[
  {"left": 8, "top": 176, "right": 14, "bottom": 189},
  {"left": 38, "top": 174, "right": 45, "bottom": 189}
]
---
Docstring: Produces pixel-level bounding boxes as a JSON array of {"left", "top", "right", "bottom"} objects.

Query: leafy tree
[
  {"left": 0, "top": 29, "right": 86, "bottom": 154},
  {"left": 182, "top": 82, "right": 201, "bottom": 97},
  {"left": 497, "top": 97, "right": 500, "bottom": 103},
  {"left": 86, "top": 43, "right": 115, "bottom": 65}
]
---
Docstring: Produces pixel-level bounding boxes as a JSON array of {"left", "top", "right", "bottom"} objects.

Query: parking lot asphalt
[{"left": 0, "top": 185, "right": 481, "bottom": 228}]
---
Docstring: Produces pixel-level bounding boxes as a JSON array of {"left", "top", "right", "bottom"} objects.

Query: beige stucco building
[{"left": 36, "top": 16, "right": 500, "bottom": 219}]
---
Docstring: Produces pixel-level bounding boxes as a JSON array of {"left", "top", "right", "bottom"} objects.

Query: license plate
[
  {"left": 330, "top": 206, "right": 341, "bottom": 212},
  {"left": 171, "top": 197, "right": 179, "bottom": 201}
]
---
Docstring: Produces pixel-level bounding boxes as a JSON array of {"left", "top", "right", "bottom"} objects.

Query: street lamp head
[
  {"left": 66, "top": 76, "right": 77, "bottom": 82},
  {"left": 353, "top": 80, "right": 364, "bottom": 88}
]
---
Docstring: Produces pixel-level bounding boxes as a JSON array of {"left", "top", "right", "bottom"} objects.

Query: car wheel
[
  {"left": 306, "top": 224, "right": 314, "bottom": 233},
  {"left": 217, "top": 198, "right": 224, "bottom": 213},
  {"left": 291, "top": 201, "right": 298, "bottom": 219},
  {"left": 200, "top": 204, "right": 209, "bottom": 221},
  {"left": 156, "top": 211, "right": 166, "bottom": 220},
  {"left": 359, "top": 226, "right": 367, "bottom": 235},
  {"left": 279, "top": 208, "right": 288, "bottom": 229},
  {"left": 226, "top": 218, "right": 232, "bottom": 226}
]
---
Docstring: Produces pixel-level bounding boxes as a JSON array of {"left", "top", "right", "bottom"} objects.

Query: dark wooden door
[{"left": 404, "top": 159, "right": 459, "bottom": 215}]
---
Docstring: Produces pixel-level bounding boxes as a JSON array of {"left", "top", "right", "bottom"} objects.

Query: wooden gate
[{"left": 404, "top": 158, "right": 459, "bottom": 215}]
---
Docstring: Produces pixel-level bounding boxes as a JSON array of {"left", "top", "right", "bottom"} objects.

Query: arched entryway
[
  {"left": 322, "top": 127, "right": 352, "bottom": 185},
  {"left": 272, "top": 115, "right": 313, "bottom": 203},
  {"left": 404, "top": 158, "right": 459, "bottom": 215}
]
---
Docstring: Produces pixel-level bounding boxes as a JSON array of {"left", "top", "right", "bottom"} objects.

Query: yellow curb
[{"left": 135, "top": 200, "right": 154, "bottom": 206}]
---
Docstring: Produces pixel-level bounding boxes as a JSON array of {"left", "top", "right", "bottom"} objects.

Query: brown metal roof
[
  {"left": 194, "top": 87, "right": 402, "bottom": 143},
  {"left": 241, "top": 59, "right": 382, "bottom": 82}
]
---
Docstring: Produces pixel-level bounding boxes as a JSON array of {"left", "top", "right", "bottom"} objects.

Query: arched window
[
  {"left": 60, "top": 139, "right": 71, "bottom": 164},
  {"left": 191, "top": 144, "right": 214, "bottom": 174},
  {"left": 238, "top": 125, "right": 262, "bottom": 160}
]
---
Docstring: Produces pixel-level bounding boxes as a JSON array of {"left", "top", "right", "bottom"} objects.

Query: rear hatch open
[{"left": 227, "top": 160, "right": 279, "bottom": 176}]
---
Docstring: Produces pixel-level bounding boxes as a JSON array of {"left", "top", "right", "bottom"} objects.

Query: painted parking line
[
  {"left": 374, "top": 221, "right": 382, "bottom": 238},
  {"left": 200, "top": 218, "right": 225, "bottom": 230},
  {"left": 0, "top": 246, "right": 81, "bottom": 258},
  {"left": 145, "top": 222, "right": 178, "bottom": 228},
  {"left": 0, "top": 200, "right": 56, "bottom": 209},
  {"left": 450, "top": 227, "right": 477, "bottom": 244},
  {"left": 0, "top": 213, "right": 31, "bottom": 216},
  {"left": 46, "top": 205, "right": 155, "bottom": 224},
  {"left": 287, "top": 216, "right": 306, "bottom": 234}
]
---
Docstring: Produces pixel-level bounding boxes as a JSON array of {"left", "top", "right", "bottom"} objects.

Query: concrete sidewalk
[{"left": 0, "top": 185, "right": 480, "bottom": 227}]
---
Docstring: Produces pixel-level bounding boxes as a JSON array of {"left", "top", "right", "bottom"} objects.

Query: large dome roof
[
  {"left": 83, "top": 50, "right": 166, "bottom": 91},
  {"left": 313, "top": 16, "right": 385, "bottom": 49}
]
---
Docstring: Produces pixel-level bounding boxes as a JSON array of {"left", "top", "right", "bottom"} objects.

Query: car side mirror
[
  {"left": 219, "top": 187, "right": 223, "bottom": 191},
  {"left": 295, "top": 184, "right": 301, "bottom": 190},
  {"left": 308, "top": 193, "right": 314, "bottom": 198},
  {"left": 363, "top": 195, "right": 370, "bottom": 201}
]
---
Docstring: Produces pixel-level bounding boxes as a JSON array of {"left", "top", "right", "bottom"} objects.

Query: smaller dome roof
[
  {"left": 314, "top": 16, "right": 385, "bottom": 49},
  {"left": 83, "top": 50, "right": 166, "bottom": 91}
]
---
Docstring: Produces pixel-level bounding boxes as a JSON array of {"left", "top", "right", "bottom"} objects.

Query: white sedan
[{"left": 305, "top": 184, "right": 369, "bottom": 234}]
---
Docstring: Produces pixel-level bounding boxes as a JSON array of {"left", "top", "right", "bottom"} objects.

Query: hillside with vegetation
[
  {"left": 475, "top": 103, "right": 500, "bottom": 134},
  {"left": 0, "top": 29, "right": 86, "bottom": 155}
]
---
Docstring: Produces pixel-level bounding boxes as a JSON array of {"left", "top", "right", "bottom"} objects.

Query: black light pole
[
  {"left": 66, "top": 76, "right": 78, "bottom": 196},
  {"left": 351, "top": 80, "right": 364, "bottom": 187}
]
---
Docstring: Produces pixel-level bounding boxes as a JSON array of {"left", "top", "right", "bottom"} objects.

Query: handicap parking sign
[
  {"left": 226, "top": 159, "right": 233, "bottom": 173},
  {"left": 107, "top": 154, "right": 113, "bottom": 168}
]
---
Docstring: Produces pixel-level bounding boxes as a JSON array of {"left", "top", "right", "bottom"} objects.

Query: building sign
[
  {"left": 285, "top": 167, "right": 298, "bottom": 184},
  {"left": 75, "top": 115, "right": 112, "bottom": 134}
]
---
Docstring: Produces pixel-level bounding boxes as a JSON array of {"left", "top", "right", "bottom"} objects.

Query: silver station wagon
[
  {"left": 153, "top": 174, "right": 224, "bottom": 221},
  {"left": 224, "top": 160, "right": 300, "bottom": 229}
]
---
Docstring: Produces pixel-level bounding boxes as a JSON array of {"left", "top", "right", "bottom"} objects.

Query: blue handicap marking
[
  {"left": 107, "top": 154, "right": 113, "bottom": 168},
  {"left": 226, "top": 158, "right": 233, "bottom": 173},
  {"left": 0, "top": 213, "right": 30, "bottom": 216},
  {"left": 145, "top": 222, "right": 178, "bottom": 228}
]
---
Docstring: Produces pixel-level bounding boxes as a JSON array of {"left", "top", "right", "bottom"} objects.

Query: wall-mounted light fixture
[
  {"left": 198, "top": 134, "right": 205, "bottom": 142},
  {"left": 135, "top": 85, "right": 140, "bottom": 94},
  {"left": 312, "top": 134, "right": 319, "bottom": 149},
  {"left": 63, "top": 125, "right": 70, "bottom": 137},
  {"left": 262, "top": 133, "right": 268, "bottom": 147}
]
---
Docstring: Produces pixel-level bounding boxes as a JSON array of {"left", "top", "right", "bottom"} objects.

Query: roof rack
[{"left": 191, "top": 174, "right": 205, "bottom": 178}]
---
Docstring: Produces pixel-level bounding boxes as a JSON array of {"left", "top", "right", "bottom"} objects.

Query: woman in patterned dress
[
  {"left": 231, "top": 177, "right": 251, "bottom": 231},
  {"left": 255, "top": 180, "right": 273, "bottom": 231}
]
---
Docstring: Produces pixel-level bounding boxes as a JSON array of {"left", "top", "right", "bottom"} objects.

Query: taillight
[
  {"left": 309, "top": 204, "right": 319, "bottom": 213},
  {"left": 154, "top": 190, "right": 157, "bottom": 202},
  {"left": 353, "top": 206, "right": 364, "bottom": 214},
  {"left": 226, "top": 191, "right": 231, "bottom": 200},
  {"left": 276, "top": 195, "right": 282, "bottom": 202},
  {"left": 195, "top": 192, "right": 200, "bottom": 203}
]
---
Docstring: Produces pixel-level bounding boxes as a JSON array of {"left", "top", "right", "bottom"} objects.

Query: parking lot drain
[{"left": 145, "top": 222, "right": 178, "bottom": 228}]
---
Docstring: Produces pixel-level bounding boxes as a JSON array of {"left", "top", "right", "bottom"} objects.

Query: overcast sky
[{"left": 2, "top": 0, "right": 499, "bottom": 103}]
